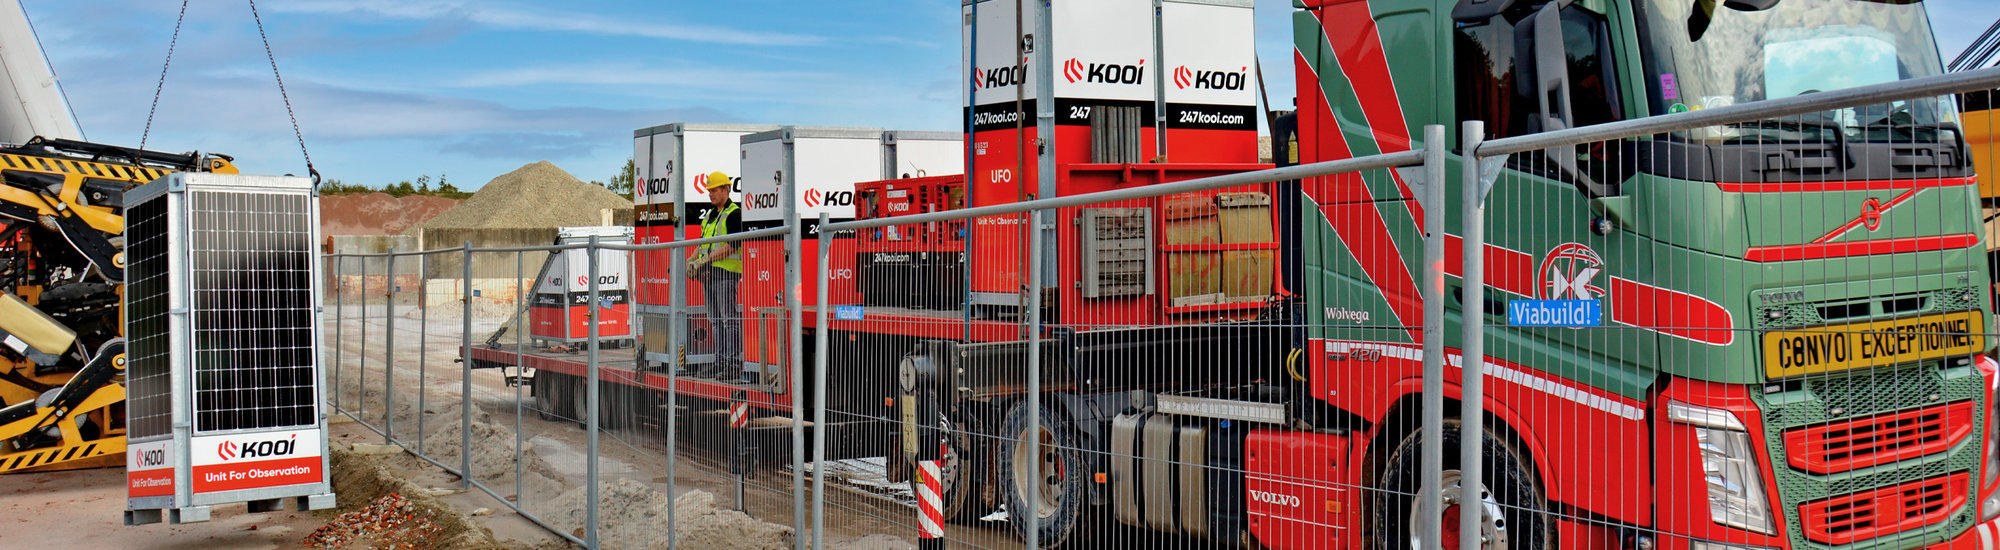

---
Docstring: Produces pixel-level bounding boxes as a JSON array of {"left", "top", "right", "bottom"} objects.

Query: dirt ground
[
  {"left": 0, "top": 464, "right": 327, "bottom": 549},
  {"left": 0, "top": 299, "right": 944, "bottom": 550},
  {"left": 320, "top": 302, "right": 964, "bottom": 549}
]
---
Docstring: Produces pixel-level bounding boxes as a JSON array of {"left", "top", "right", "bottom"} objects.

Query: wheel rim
[
  {"left": 1012, "top": 423, "right": 1064, "bottom": 518},
  {"left": 937, "top": 414, "right": 963, "bottom": 499},
  {"left": 1406, "top": 470, "right": 1509, "bottom": 550}
]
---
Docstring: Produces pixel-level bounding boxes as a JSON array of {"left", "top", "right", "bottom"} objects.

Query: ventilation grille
[
  {"left": 1782, "top": 401, "right": 1973, "bottom": 474},
  {"left": 1799, "top": 473, "right": 1966, "bottom": 545}
]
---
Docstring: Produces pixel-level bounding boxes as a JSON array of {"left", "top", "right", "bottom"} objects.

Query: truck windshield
[{"left": 1634, "top": 0, "right": 1954, "bottom": 143}]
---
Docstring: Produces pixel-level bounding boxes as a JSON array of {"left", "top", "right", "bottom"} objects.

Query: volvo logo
[{"left": 1249, "top": 489, "right": 1301, "bottom": 508}]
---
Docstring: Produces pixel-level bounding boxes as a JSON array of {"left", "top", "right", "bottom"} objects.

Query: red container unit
[
  {"left": 960, "top": 0, "right": 1261, "bottom": 307},
  {"left": 733, "top": 127, "right": 966, "bottom": 376},
  {"left": 854, "top": 175, "right": 968, "bottom": 310}
]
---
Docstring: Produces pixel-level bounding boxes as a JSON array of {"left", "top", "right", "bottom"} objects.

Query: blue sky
[{"left": 19, "top": 0, "right": 1995, "bottom": 190}]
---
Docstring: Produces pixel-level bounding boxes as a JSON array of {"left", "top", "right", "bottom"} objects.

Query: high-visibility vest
[{"left": 698, "top": 202, "right": 743, "bottom": 274}]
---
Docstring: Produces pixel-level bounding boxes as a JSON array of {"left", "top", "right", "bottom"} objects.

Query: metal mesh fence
[{"left": 318, "top": 70, "right": 2000, "bottom": 550}]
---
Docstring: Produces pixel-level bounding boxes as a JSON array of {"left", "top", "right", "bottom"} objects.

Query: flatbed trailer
[{"left": 463, "top": 303, "right": 1030, "bottom": 465}]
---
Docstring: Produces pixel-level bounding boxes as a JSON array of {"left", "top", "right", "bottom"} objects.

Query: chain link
[
  {"left": 247, "top": 0, "right": 317, "bottom": 184},
  {"left": 138, "top": 0, "right": 189, "bottom": 154}
]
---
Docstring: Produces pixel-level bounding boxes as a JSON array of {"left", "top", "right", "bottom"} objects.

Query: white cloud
[{"left": 267, "top": 0, "right": 824, "bottom": 46}]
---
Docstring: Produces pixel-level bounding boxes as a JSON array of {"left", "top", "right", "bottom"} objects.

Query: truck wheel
[
  {"left": 998, "top": 400, "right": 1090, "bottom": 548},
  {"left": 569, "top": 375, "right": 589, "bottom": 427},
  {"left": 936, "top": 414, "right": 995, "bottom": 524},
  {"left": 1373, "top": 418, "right": 1552, "bottom": 550},
  {"left": 534, "top": 374, "right": 562, "bottom": 421}
]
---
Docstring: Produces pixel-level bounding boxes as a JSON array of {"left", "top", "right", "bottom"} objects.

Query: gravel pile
[{"left": 408, "top": 161, "right": 632, "bottom": 232}]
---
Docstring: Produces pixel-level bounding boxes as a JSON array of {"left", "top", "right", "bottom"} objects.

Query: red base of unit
[{"left": 530, "top": 304, "right": 632, "bottom": 341}]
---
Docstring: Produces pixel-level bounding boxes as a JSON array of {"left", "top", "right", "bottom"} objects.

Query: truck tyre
[
  {"left": 998, "top": 399, "right": 1091, "bottom": 548},
  {"left": 597, "top": 383, "right": 632, "bottom": 430},
  {"left": 569, "top": 375, "right": 589, "bottom": 428},
  {"left": 534, "top": 373, "right": 563, "bottom": 421},
  {"left": 936, "top": 413, "right": 995, "bottom": 524},
  {"left": 1373, "top": 418, "right": 1552, "bottom": 550}
]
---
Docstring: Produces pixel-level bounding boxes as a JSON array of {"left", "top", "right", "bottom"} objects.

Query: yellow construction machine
[{"left": 0, "top": 137, "right": 235, "bottom": 472}]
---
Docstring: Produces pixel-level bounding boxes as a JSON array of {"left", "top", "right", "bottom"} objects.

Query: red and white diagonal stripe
[
  {"left": 916, "top": 460, "right": 943, "bottom": 539},
  {"left": 729, "top": 402, "right": 748, "bottom": 429}
]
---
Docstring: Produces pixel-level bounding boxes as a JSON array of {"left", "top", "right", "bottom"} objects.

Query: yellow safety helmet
[{"left": 705, "top": 171, "right": 732, "bottom": 190}]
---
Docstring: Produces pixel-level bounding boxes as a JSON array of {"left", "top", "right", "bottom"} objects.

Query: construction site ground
[{"left": 315, "top": 301, "right": 949, "bottom": 549}]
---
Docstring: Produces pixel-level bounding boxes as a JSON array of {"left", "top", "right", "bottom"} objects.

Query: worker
[{"left": 688, "top": 171, "right": 744, "bottom": 381}]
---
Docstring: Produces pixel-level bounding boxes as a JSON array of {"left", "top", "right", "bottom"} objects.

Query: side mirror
[
  {"left": 1722, "top": 0, "right": 1779, "bottom": 11},
  {"left": 1451, "top": 0, "right": 1521, "bottom": 22},
  {"left": 1529, "top": 2, "right": 1611, "bottom": 197}
]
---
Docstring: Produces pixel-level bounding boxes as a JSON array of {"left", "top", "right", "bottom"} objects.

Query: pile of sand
[
  {"left": 321, "top": 192, "right": 459, "bottom": 236},
  {"left": 408, "top": 161, "right": 632, "bottom": 233},
  {"left": 538, "top": 480, "right": 794, "bottom": 550}
]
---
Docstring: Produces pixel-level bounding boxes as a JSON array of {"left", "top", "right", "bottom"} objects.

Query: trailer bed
[{"left": 466, "top": 346, "right": 797, "bottom": 412}]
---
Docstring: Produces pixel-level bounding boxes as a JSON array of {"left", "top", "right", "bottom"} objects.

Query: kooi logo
[
  {"left": 218, "top": 433, "right": 299, "bottom": 461},
  {"left": 974, "top": 61, "right": 1028, "bottom": 90},
  {"left": 1173, "top": 66, "right": 1248, "bottom": 90},
  {"left": 1064, "top": 58, "right": 1145, "bottom": 85},
  {"left": 803, "top": 188, "right": 855, "bottom": 209}
]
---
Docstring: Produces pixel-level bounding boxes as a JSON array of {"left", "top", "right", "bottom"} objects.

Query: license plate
[{"left": 1763, "top": 311, "right": 1986, "bottom": 379}]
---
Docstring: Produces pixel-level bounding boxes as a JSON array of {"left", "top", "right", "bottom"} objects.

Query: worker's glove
[{"left": 685, "top": 256, "right": 710, "bottom": 278}]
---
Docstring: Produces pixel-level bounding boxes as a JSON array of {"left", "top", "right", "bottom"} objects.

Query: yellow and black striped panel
[
  {"left": 0, "top": 153, "right": 175, "bottom": 185},
  {"left": 0, "top": 438, "right": 121, "bottom": 473}
]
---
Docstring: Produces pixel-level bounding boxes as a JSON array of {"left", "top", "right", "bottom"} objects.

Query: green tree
[
  {"left": 387, "top": 181, "right": 416, "bottom": 197},
  {"left": 319, "top": 179, "right": 376, "bottom": 195},
  {"left": 606, "top": 158, "right": 636, "bottom": 195},
  {"left": 416, "top": 174, "right": 431, "bottom": 194}
]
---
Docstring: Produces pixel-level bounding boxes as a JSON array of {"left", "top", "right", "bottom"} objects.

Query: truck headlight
[{"left": 1669, "top": 400, "right": 1777, "bottom": 535}]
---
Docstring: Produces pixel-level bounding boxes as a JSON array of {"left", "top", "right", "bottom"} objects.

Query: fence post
[
  {"left": 515, "top": 250, "right": 526, "bottom": 504},
  {"left": 812, "top": 212, "right": 831, "bottom": 550},
  {"left": 418, "top": 253, "right": 429, "bottom": 455},
  {"left": 333, "top": 255, "right": 344, "bottom": 413},
  {"left": 667, "top": 241, "right": 683, "bottom": 550},
  {"left": 587, "top": 235, "right": 603, "bottom": 549},
  {"left": 1418, "top": 123, "right": 1447, "bottom": 550},
  {"left": 461, "top": 241, "right": 474, "bottom": 490},
  {"left": 1025, "top": 205, "right": 1045, "bottom": 550},
  {"left": 359, "top": 253, "right": 369, "bottom": 417},
  {"left": 385, "top": 253, "right": 398, "bottom": 444},
  {"left": 782, "top": 129, "right": 808, "bottom": 550},
  {"left": 1459, "top": 119, "right": 1489, "bottom": 550}
]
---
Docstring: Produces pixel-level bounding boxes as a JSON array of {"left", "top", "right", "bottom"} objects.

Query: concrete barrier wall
[{"left": 414, "top": 227, "right": 563, "bottom": 279}]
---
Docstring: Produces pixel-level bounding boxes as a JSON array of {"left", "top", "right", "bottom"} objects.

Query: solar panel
[
  {"left": 124, "top": 195, "right": 172, "bottom": 439},
  {"left": 186, "top": 190, "right": 318, "bottom": 432}
]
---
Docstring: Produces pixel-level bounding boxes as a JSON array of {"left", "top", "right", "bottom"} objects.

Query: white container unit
[
  {"left": 123, "top": 173, "right": 335, "bottom": 525},
  {"left": 632, "top": 124, "right": 778, "bottom": 367},
  {"left": 528, "top": 226, "right": 636, "bottom": 347}
]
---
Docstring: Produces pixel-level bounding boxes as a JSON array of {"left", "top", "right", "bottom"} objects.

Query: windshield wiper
[{"left": 1723, "top": 118, "right": 1847, "bottom": 147}]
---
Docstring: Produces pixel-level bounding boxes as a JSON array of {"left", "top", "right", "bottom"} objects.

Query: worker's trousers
[{"left": 701, "top": 271, "right": 742, "bottom": 371}]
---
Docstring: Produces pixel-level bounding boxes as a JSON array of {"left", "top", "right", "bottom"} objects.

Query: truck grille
[
  {"left": 1781, "top": 402, "right": 1974, "bottom": 474},
  {"left": 1798, "top": 473, "right": 1966, "bottom": 545}
]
